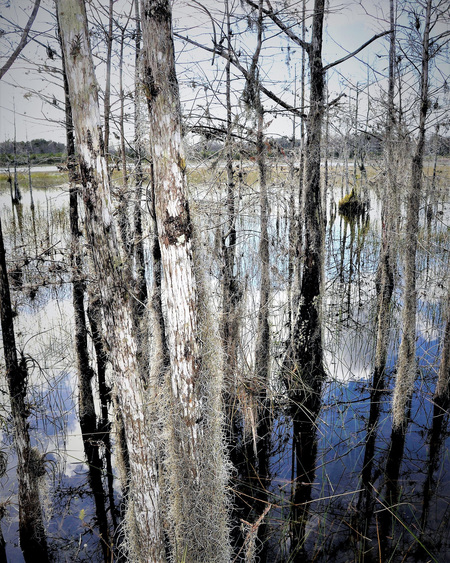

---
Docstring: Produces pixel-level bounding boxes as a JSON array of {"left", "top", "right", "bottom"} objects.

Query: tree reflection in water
[{"left": 0, "top": 168, "right": 448, "bottom": 561}]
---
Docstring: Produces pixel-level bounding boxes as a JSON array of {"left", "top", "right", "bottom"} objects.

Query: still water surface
[{"left": 0, "top": 173, "right": 449, "bottom": 562}]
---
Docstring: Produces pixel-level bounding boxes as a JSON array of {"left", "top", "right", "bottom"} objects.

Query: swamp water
[{"left": 0, "top": 167, "right": 449, "bottom": 562}]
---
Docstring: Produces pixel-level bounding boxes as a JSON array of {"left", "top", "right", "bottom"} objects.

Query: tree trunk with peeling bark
[
  {"left": 141, "top": 0, "right": 201, "bottom": 438},
  {"left": 58, "top": 17, "right": 112, "bottom": 556},
  {"left": 56, "top": 1, "right": 164, "bottom": 561},
  {"left": 61, "top": 40, "right": 115, "bottom": 561},
  {"left": 141, "top": 1, "right": 230, "bottom": 560}
]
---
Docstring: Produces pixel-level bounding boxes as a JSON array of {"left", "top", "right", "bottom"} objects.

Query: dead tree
[
  {"left": 57, "top": 15, "right": 113, "bottom": 555},
  {"left": 103, "top": 0, "right": 114, "bottom": 156},
  {"left": 243, "top": 1, "right": 388, "bottom": 408}
]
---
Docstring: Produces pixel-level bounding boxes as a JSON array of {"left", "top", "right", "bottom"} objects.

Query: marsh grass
[{"left": 0, "top": 170, "right": 68, "bottom": 191}]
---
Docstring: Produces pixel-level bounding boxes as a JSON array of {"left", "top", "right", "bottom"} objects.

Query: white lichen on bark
[
  {"left": 141, "top": 1, "right": 230, "bottom": 560},
  {"left": 57, "top": 1, "right": 164, "bottom": 560}
]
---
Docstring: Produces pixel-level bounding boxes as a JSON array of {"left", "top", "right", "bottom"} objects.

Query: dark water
[
  {"left": 0, "top": 174, "right": 449, "bottom": 562},
  {"left": 233, "top": 375, "right": 450, "bottom": 562}
]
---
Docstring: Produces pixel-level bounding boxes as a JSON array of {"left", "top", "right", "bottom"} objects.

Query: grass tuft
[{"left": 338, "top": 189, "right": 366, "bottom": 217}]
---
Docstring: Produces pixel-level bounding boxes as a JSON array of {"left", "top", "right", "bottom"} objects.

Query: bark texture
[
  {"left": 56, "top": 2, "right": 164, "bottom": 560},
  {"left": 62, "top": 46, "right": 112, "bottom": 559},
  {"left": 141, "top": 1, "right": 230, "bottom": 559},
  {"left": 103, "top": 0, "right": 114, "bottom": 156},
  {"left": 141, "top": 0, "right": 202, "bottom": 457},
  {"left": 290, "top": 0, "right": 326, "bottom": 407}
]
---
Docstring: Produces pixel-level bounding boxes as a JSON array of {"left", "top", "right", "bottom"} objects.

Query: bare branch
[
  {"left": 323, "top": 30, "right": 390, "bottom": 72},
  {"left": 0, "top": 0, "right": 41, "bottom": 80},
  {"left": 327, "top": 92, "right": 347, "bottom": 108},
  {"left": 174, "top": 32, "right": 306, "bottom": 117},
  {"left": 244, "top": 0, "right": 310, "bottom": 51},
  {"left": 189, "top": 0, "right": 218, "bottom": 65},
  {"left": 429, "top": 29, "right": 450, "bottom": 49}
]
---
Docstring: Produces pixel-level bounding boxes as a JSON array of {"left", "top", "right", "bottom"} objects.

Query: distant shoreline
[{"left": 0, "top": 165, "right": 60, "bottom": 174}]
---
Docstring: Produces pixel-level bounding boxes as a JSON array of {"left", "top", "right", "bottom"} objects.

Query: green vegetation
[
  {"left": 0, "top": 170, "right": 67, "bottom": 191},
  {"left": 0, "top": 138, "right": 66, "bottom": 166}
]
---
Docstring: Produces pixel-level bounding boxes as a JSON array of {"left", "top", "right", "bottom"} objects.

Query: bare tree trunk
[
  {"left": 103, "top": 0, "right": 114, "bottom": 156},
  {"left": 0, "top": 217, "right": 49, "bottom": 563},
  {"left": 119, "top": 24, "right": 128, "bottom": 189},
  {"left": 374, "top": 0, "right": 396, "bottom": 395},
  {"left": 353, "top": 86, "right": 359, "bottom": 194},
  {"left": 359, "top": 7, "right": 397, "bottom": 516},
  {"left": 392, "top": 0, "right": 432, "bottom": 432},
  {"left": 253, "top": 7, "right": 271, "bottom": 559},
  {"left": 141, "top": 0, "right": 201, "bottom": 437},
  {"left": 290, "top": 0, "right": 326, "bottom": 406},
  {"left": 116, "top": 16, "right": 133, "bottom": 257},
  {"left": 141, "top": 1, "right": 230, "bottom": 559},
  {"left": 60, "top": 5, "right": 118, "bottom": 536},
  {"left": 236, "top": 6, "right": 273, "bottom": 557},
  {"left": 59, "top": 18, "right": 112, "bottom": 558},
  {"left": 290, "top": 0, "right": 306, "bottom": 325},
  {"left": 323, "top": 87, "right": 329, "bottom": 225},
  {"left": 134, "top": 0, "right": 144, "bottom": 190},
  {"left": 132, "top": 0, "right": 154, "bottom": 391},
  {"left": 254, "top": 22, "right": 270, "bottom": 417},
  {"left": 222, "top": 0, "right": 241, "bottom": 454},
  {"left": 56, "top": 2, "right": 164, "bottom": 560},
  {"left": 147, "top": 159, "right": 170, "bottom": 384},
  {"left": 245, "top": 0, "right": 271, "bottom": 426},
  {"left": 287, "top": 68, "right": 297, "bottom": 332}
]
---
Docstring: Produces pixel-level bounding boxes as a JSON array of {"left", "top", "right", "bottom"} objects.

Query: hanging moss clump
[{"left": 338, "top": 189, "right": 366, "bottom": 218}]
